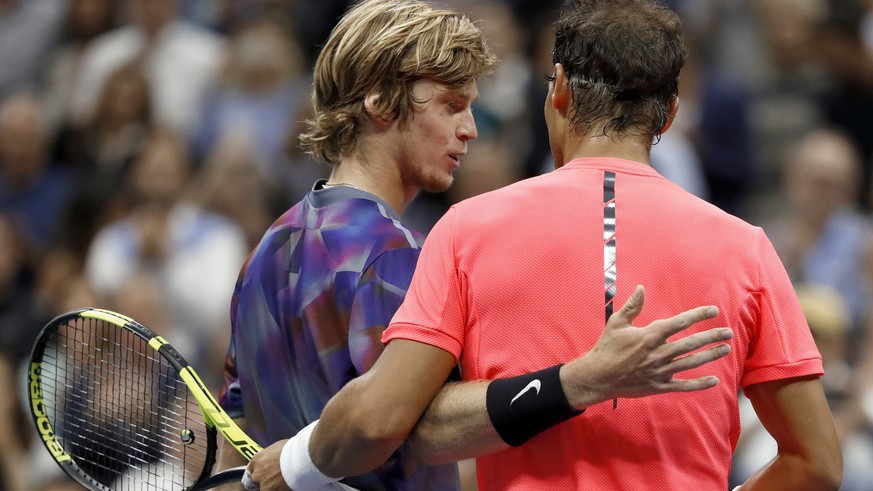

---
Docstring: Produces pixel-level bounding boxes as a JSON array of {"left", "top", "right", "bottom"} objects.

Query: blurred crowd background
[{"left": 1, "top": 0, "right": 873, "bottom": 489}]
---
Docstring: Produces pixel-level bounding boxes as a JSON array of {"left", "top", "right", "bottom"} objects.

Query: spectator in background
[
  {"left": 191, "top": 0, "right": 355, "bottom": 67},
  {"left": 55, "top": 63, "right": 154, "bottom": 256},
  {"left": 743, "top": 0, "right": 830, "bottom": 216},
  {"left": 0, "top": 0, "right": 68, "bottom": 98},
  {"left": 42, "top": 0, "right": 117, "bottom": 132},
  {"left": 69, "top": 0, "right": 225, "bottom": 138},
  {"left": 520, "top": 9, "right": 559, "bottom": 178},
  {"left": 815, "top": 1, "right": 873, "bottom": 209},
  {"left": 192, "top": 15, "right": 309, "bottom": 184},
  {"left": 193, "top": 133, "right": 282, "bottom": 249},
  {"left": 84, "top": 128, "right": 248, "bottom": 379},
  {"left": 74, "top": 62, "right": 152, "bottom": 178},
  {"left": 0, "top": 214, "right": 40, "bottom": 366},
  {"left": 464, "top": 0, "right": 533, "bottom": 144},
  {"left": 0, "top": 214, "right": 44, "bottom": 368},
  {"left": 282, "top": 0, "right": 354, "bottom": 68},
  {"left": 760, "top": 127, "right": 873, "bottom": 345},
  {"left": 0, "top": 93, "right": 74, "bottom": 256},
  {"left": 864, "top": 0, "right": 873, "bottom": 55}
]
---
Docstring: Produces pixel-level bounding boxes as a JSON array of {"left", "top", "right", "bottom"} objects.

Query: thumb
[{"left": 609, "top": 285, "right": 645, "bottom": 327}]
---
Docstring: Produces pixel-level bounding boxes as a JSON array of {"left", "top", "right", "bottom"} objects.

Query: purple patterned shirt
[{"left": 219, "top": 180, "right": 459, "bottom": 490}]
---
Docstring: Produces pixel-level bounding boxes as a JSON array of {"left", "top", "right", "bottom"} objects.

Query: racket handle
[
  {"left": 189, "top": 466, "right": 246, "bottom": 490},
  {"left": 190, "top": 466, "right": 361, "bottom": 491},
  {"left": 334, "top": 483, "right": 361, "bottom": 490}
]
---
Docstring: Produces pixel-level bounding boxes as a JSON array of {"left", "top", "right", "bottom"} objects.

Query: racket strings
[{"left": 38, "top": 317, "right": 212, "bottom": 490}]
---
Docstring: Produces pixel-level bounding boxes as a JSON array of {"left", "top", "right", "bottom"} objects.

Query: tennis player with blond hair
[{"left": 216, "top": 1, "right": 496, "bottom": 489}]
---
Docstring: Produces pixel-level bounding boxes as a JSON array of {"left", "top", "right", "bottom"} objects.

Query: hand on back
[{"left": 560, "top": 285, "right": 733, "bottom": 410}]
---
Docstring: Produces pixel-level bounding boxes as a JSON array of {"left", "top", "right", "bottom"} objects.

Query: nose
[{"left": 458, "top": 109, "right": 477, "bottom": 142}]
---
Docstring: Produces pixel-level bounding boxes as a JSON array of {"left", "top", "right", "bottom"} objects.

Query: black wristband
[{"left": 485, "top": 364, "right": 584, "bottom": 446}]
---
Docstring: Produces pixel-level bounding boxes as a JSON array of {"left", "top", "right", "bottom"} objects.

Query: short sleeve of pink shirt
[
  {"left": 382, "top": 207, "right": 466, "bottom": 359},
  {"left": 741, "top": 227, "right": 823, "bottom": 387}
]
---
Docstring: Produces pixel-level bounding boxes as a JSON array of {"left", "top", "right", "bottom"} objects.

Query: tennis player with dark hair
[{"left": 245, "top": 0, "right": 842, "bottom": 490}]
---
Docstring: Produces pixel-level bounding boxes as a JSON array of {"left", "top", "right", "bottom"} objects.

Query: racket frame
[{"left": 28, "top": 308, "right": 262, "bottom": 490}]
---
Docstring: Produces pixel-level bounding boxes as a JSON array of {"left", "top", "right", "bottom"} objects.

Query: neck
[
  {"left": 328, "top": 156, "right": 414, "bottom": 215},
  {"left": 558, "top": 132, "right": 652, "bottom": 168}
]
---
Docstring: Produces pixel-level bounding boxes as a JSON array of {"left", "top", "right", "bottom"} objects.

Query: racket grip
[
  {"left": 189, "top": 466, "right": 247, "bottom": 490},
  {"left": 190, "top": 466, "right": 361, "bottom": 491}
]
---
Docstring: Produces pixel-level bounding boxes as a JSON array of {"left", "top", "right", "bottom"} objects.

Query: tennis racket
[{"left": 28, "top": 307, "right": 357, "bottom": 491}]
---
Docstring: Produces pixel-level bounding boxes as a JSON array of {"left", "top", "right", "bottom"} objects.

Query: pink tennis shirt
[{"left": 383, "top": 157, "right": 823, "bottom": 490}]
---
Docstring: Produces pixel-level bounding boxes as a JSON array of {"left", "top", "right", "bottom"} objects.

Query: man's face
[
  {"left": 131, "top": 137, "right": 187, "bottom": 205},
  {"left": 0, "top": 102, "right": 46, "bottom": 183},
  {"left": 135, "top": 0, "right": 176, "bottom": 36},
  {"left": 786, "top": 134, "right": 856, "bottom": 222},
  {"left": 395, "top": 79, "right": 479, "bottom": 193}
]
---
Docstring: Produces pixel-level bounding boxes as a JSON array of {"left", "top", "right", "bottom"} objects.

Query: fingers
[
  {"left": 243, "top": 466, "right": 260, "bottom": 491},
  {"left": 609, "top": 285, "right": 645, "bottom": 326},
  {"left": 650, "top": 304, "right": 720, "bottom": 341},
  {"left": 658, "top": 327, "right": 733, "bottom": 361},
  {"left": 661, "top": 343, "right": 732, "bottom": 376},
  {"left": 659, "top": 375, "right": 721, "bottom": 393}
]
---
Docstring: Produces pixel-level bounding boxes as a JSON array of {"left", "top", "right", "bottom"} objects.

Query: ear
[
  {"left": 551, "top": 63, "right": 571, "bottom": 116},
  {"left": 364, "top": 88, "right": 388, "bottom": 123},
  {"left": 658, "top": 96, "right": 680, "bottom": 135}
]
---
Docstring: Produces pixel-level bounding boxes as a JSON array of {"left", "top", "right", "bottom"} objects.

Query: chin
[{"left": 422, "top": 173, "right": 454, "bottom": 194}]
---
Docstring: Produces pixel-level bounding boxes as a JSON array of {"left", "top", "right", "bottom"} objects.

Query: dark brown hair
[{"left": 552, "top": 0, "right": 687, "bottom": 138}]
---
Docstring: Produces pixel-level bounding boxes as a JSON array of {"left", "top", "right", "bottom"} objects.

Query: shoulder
[
  {"left": 85, "top": 26, "right": 142, "bottom": 62},
  {"left": 163, "top": 21, "right": 226, "bottom": 57},
  {"left": 336, "top": 196, "right": 424, "bottom": 249},
  {"left": 446, "top": 175, "right": 544, "bottom": 231}
]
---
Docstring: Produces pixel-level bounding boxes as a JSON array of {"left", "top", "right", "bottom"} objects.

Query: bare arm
[
  {"left": 739, "top": 376, "right": 842, "bottom": 490},
  {"left": 311, "top": 339, "right": 458, "bottom": 476},
  {"left": 409, "top": 284, "right": 733, "bottom": 463},
  {"left": 0, "top": 357, "right": 28, "bottom": 491}
]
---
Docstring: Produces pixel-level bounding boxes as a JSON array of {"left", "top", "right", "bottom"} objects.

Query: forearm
[
  {"left": 743, "top": 377, "right": 842, "bottom": 491},
  {"left": 0, "top": 452, "right": 27, "bottom": 491},
  {"left": 409, "top": 381, "right": 506, "bottom": 463},
  {"left": 410, "top": 364, "right": 585, "bottom": 463},
  {"left": 740, "top": 453, "right": 840, "bottom": 491},
  {"left": 311, "top": 372, "right": 419, "bottom": 477},
  {"left": 0, "top": 432, "right": 28, "bottom": 491}
]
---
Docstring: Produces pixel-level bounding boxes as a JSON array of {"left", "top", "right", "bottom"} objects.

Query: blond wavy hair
[{"left": 299, "top": 0, "right": 497, "bottom": 164}]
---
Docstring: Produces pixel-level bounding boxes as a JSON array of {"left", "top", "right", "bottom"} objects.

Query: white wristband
[{"left": 280, "top": 420, "right": 342, "bottom": 490}]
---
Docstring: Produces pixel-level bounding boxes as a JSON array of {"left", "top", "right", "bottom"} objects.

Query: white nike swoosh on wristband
[{"left": 509, "top": 379, "right": 542, "bottom": 406}]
